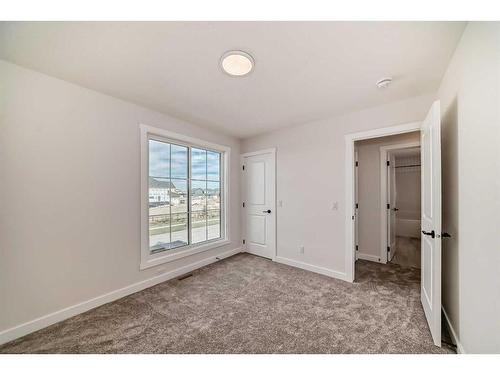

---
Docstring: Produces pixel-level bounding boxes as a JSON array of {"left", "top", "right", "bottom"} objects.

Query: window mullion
[
  {"left": 219, "top": 155, "right": 223, "bottom": 239},
  {"left": 169, "top": 145, "right": 172, "bottom": 248},
  {"left": 187, "top": 147, "right": 192, "bottom": 245},
  {"left": 205, "top": 151, "right": 208, "bottom": 241}
]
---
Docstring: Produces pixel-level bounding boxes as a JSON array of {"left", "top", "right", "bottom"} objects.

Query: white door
[
  {"left": 387, "top": 153, "right": 397, "bottom": 261},
  {"left": 420, "top": 100, "right": 442, "bottom": 346},
  {"left": 242, "top": 150, "right": 276, "bottom": 259}
]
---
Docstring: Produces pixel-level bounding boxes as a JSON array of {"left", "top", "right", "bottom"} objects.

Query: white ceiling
[{"left": 0, "top": 22, "right": 466, "bottom": 139}]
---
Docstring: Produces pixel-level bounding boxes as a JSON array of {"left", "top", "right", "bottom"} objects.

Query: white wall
[
  {"left": 0, "top": 60, "right": 242, "bottom": 336},
  {"left": 394, "top": 154, "right": 421, "bottom": 220},
  {"left": 438, "top": 22, "right": 500, "bottom": 353},
  {"left": 241, "top": 93, "right": 435, "bottom": 276},
  {"left": 355, "top": 132, "right": 420, "bottom": 260}
]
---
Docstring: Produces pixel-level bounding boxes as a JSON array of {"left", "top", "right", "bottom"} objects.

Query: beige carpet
[{"left": 0, "top": 253, "right": 454, "bottom": 354}]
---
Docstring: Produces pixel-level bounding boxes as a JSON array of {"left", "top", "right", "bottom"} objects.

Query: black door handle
[
  {"left": 422, "top": 230, "right": 435, "bottom": 238},
  {"left": 263, "top": 209, "right": 271, "bottom": 214},
  {"left": 442, "top": 232, "right": 451, "bottom": 238},
  {"left": 393, "top": 208, "right": 399, "bottom": 211}
]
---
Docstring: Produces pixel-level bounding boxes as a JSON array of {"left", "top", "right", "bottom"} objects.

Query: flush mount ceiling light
[
  {"left": 221, "top": 51, "right": 254, "bottom": 77},
  {"left": 376, "top": 77, "right": 393, "bottom": 89}
]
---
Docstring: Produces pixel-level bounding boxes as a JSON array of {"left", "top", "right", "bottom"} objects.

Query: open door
[
  {"left": 387, "top": 153, "right": 397, "bottom": 262},
  {"left": 420, "top": 100, "right": 442, "bottom": 346}
]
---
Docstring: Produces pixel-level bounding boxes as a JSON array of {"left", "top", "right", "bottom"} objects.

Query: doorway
[
  {"left": 380, "top": 143, "right": 421, "bottom": 268},
  {"left": 241, "top": 149, "right": 276, "bottom": 260},
  {"left": 354, "top": 135, "right": 420, "bottom": 265},
  {"left": 345, "top": 100, "right": 443, "bottom": 347}
]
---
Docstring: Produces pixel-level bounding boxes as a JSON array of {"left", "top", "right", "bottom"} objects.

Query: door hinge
[
  {"left": 355, "top": 245, "right": 359, "bottom": 251},
  {"left": 242, "top": 202, "right": 245, "bottom": 208},
  {"left": 355, "top": 203, "right": 359, "bottom": 209},
  {"left": 355, "top": 161, "right": 359, "bottom": 167},
  {"left": 387, "top": 246, "right": 390, "bottom": 252},
  {"left": 242, "top": 239, "right": 246, "bottom": 245},
  {"left": 386, "top": 160, "right": 390, "bottom": 166},
  {"left": 387, "top": 203, "right": 390, "bottom": 209},
  {"left": 242, "top": 165, "right": 245, "bottom": 170}
]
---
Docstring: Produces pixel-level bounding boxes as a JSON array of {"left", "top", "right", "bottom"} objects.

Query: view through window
[{"left": 148, "top": 139, "right": 222, "bottom": 253}]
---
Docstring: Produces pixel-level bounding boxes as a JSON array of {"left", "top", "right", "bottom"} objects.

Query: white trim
[
  {"left": 141, "top": 124, "right": 232, "bottom": 153},
  {"left": 379, "top": 142, "right": 420, "bottom": 263},
  {"left": 274, "top": 256, "right": 348, "bottom": 282},
  {"left": 240, "top": 148, "right": 277, "bottom": 261},
  {"left": 140, "top": 124, "right": 231, "bottom": 270},
  {"left": 141, "top": 239, "right": 231, "bottom": 269},
  {"left": 0, "top": 247, "right": 242, "bottom": 346},
  {"left": 356, "top": 253, "right": 382, "bottom": 263},
  {"left": 345, "top": 122, "right": 421, "bottom": 282},
  {"left": 240, "top": 148, "right": 277, "bottom": 158},
  {"left": 442, "top": 306, "right": 465, "bottom": 354},
  {"left": 354, "top": 149, "right": 359, "bottom": 259}
]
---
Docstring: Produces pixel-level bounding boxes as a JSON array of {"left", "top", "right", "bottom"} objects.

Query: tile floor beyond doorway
[{"left": 390, "top": 236, "right": 421, "bottom": 269}]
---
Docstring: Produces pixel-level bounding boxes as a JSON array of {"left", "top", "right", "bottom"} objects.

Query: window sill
[{"left": 140, "top": 238, "right": 230, "bottom": 270}]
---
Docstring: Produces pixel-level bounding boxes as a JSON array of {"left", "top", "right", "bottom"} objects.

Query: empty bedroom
[{"left": 1, "top": 1, "right": 499, "bottom": 373}]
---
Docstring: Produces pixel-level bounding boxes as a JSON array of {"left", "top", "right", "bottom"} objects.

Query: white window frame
[{"left": 140, "top": 124, "right": 230, "bottom": 270}]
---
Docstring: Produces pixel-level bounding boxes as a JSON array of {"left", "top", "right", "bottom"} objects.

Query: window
[{"left": 141, "top": 125, "right": 229, "bottom": 269}]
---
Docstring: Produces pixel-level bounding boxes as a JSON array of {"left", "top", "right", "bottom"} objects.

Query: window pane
[
  {"left": 171, "top": 144, "right": 188, "bottom": 179},
  {"left": 191, "top": 148, "right": 207, "bottom": 180},
  {"left": 206, "top": 181, "right": 220, "bottom": 211},
  {"left": 147, "top": 138, "right": 224, "bottom": 255},
  {"left": 149, "top": 176, "right": 171, "bottom": 253},
  {"left": 149, "top": 214, "right": 170, "bottom": 253},
  {"left": 171, "top": 179, "right": 188, "bottom": 213},
  {"left": 191, "top": 211, "right": 207, "bottom": 244},
  {"left": 149, "top": 140, "right": 170, "bottom": 178},
  {"left": 207, "top": 210, "right": 221, "bottom": 240},
  {"left": 170, "top": 213, "right": 188, "bottom": 249},
  {"left": 191, "top": 180, "right": 206, "bottom": 212},
  {"left": 149, "top": 139, "right": 171, "bottom": 254},
  {"left": 207, "top": 151, "right": 220, "bottom": 181}
]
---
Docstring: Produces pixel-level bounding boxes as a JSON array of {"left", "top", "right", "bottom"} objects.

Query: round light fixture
[{"left": 221, "top": 51, "right": 254, "bottom": 77}]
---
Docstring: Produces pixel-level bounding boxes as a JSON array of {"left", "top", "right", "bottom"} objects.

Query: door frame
[
  {"left": 354, "top": 149, "right": 359, "bottom": 260},
  {"left": 344, "top": 122, "right": 421, "bottom": 282},
  {"left": 240, "top": 148, "right": 277, "bottom": 261},
  {"left": 379, "top": 142, "right": 420, "bottom": 263}
]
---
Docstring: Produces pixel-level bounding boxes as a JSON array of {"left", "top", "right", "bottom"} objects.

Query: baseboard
[
  {"left": 274, "top": 256, "right": 348, "bottom": 282},
  {"left": 356, "top": 252, "right": 382, "bottom": 263},
  {"left": 442, "top": 305, "right": 465, "bottom": 354},
  {"left": 0, "top": 247, "right": 242, "bottom": 346}
]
